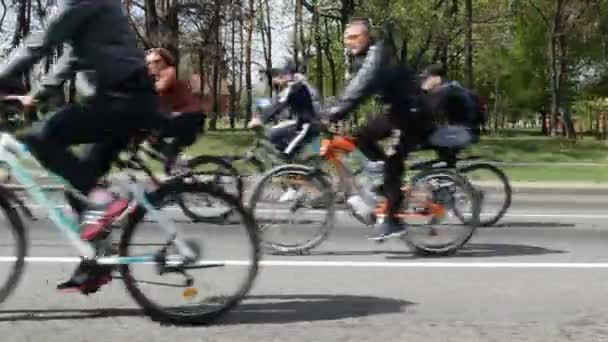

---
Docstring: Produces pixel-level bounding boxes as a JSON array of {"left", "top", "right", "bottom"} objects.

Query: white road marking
[
  {"left": 25, "top": 206, "right": 608, "bottom": 219},
  {"left": 503, "top": 213, "right": 608, "bottom": 219},
  {"left": 2, "top": 257, "right": 608, "bottom": 268}
]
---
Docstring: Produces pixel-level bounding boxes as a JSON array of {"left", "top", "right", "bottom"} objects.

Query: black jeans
[
  {"left": 153, "top": 112, "right": 206, "bottom": 171},
  {"left": 19, "top": 70, "right": 165, "bottom": 214},
  {"left": 355, "top": 112, "right": 434, "bottom": 223}
]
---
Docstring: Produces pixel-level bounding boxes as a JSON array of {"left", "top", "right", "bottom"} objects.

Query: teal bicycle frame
[{"left": 0, "top": 132, "right": 196, "bottom": 265}]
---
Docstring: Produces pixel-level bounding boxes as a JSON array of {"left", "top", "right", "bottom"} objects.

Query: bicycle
[
  {"left": 128, "top": 136, "right": 244, "bottom": 223},
  {"left": 0, "top": 109, "right": 244, "bottom": 224},
  {"left": 409, "top": 154, "right": 511, "bottom": 227},
  {"left": 247, "top": 124, "right": 481, "bottom": 256},
  {"left": 0, "top": 132, "right": 260, "bottom": 325}
]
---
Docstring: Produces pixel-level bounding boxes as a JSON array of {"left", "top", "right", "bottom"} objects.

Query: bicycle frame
[
  {"left": 0, "top": 133, "right": 195, "bottom": 264},
  {"left": 317, "top": 132, "right": 446, "bottom": 219}
]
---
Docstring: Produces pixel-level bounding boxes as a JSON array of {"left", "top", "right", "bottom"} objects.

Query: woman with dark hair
[{"left": 145, "top": 48, "right": 205, "bottom": 172}]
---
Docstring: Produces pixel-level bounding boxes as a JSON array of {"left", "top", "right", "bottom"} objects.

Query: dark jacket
[
  {"left": 0, "top": 0, "right": 146, "bottom": 101},
  {"left": 327, "top": 40, "right": 419, "bottom": 121},
  {"left": 261, "top": 78, "right": 317, "bottom": 128},
  {"left": 423, "top": 81, "right": 479, "bottom": 127}
]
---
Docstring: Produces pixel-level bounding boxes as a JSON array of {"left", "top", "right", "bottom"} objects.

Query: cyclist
[
  {"left": 145, "top": 48, "right": 205, "bottom": 173},
  {"left": 419, "top": 64, "right": 484, "bottom": 166},
  {"left": 321, "top": 17, "right": 434, "bottom": 240},
  {"left": 248, "top": 62, "right": 320, "bottom": 159},
  {"left": 0, "top": 0, "right": 166, "bottom": 293}
]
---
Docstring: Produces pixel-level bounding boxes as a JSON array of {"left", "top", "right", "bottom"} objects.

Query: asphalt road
[{"left": 1, "top": 191, "right": 608, "bottom": 341}]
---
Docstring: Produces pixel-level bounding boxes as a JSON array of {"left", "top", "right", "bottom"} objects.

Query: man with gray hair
[{"left": 322, "top": 17, "right": 434, "bottom": 240}]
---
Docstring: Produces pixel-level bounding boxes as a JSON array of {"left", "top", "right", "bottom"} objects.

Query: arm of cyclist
[
  {"left": 248, "top": 87, "right": 291, "bottom": 129},
  {"left": 259, "top": 89, "right": 291, "bottom": 123},
  {"left": 324, "top": 43, "right": 385, "bottom": 122},
  {"left": 29, "top": 44, "right": 81, "bottom": 103},
  {"left": 0, "top": 1, "right": 98, "bottom": 82},
  {"left": 153, "top": 65, "right": 177, "bottom": 94},
  {"left": 0, "top": 2, "right": 100, "bottom": 106}
]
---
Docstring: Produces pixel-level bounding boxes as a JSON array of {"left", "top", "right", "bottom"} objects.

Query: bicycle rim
[{"left": 119, "top": 180, "right": 260, "bottom": 325}]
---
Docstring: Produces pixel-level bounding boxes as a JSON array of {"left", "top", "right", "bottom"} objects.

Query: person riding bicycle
[
  {"left": 145, "top": 48, "right": 205, "bottom": 173},
  {"left": 320, "top": 18, "right": 435, "bottom": 240},
  {"left": 419, "top": 64, "right": 484, "bottom": 166},
  {"left": 248, "top": 62, "right": 320, "bottom": 159},
  {"left": 0, "top": 0, "right": 166, "bottom": 293}
]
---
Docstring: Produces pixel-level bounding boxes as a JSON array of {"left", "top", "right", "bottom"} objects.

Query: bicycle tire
[
  {"left": 118, "top": 180, "right": 260, "bottom": 325},
  {"left": 457, "top": 163, "right": 511, "bottom": 227},
  {"left": 174, "top": 155, "right": 242, "bottom": 223},
  {"left": 0, "top": 187, "right": 27, "bottom": 305},
  {"left": 247, "top": 164, "right": 335, "bottom": 254},
  {"left": 404, "top": 168, "right": 481, "bottom": 256}
]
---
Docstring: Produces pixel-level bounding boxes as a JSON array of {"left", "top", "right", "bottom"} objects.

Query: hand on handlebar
[
  {"left": 247, "top": 116, "right": 263, "bottom": 129},
  {"left": 3, "top": 95, "right": 36, "bottom": 109}
]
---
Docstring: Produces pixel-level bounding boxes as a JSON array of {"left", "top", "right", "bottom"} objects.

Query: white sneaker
[{"left": 278, "top": 188, "right": 299, "bottom": 202}]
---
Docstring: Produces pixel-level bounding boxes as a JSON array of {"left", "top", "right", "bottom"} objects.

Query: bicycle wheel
[
  {"left": 457, "top": 163, "right": 511, "bottom": 227},
  {"left": 0, "top": 188, "right": 27, "bottom": 305},
  {"left": 175, "top": 155, "right": 242, "bottom": 223},
  {"left": 247, "top": 164, "right": 335, "bottom": 254},
  {"left": 403, "top": 168, "right": 481, "bottom": 256},
  {"left": 119, "top": 180, "right": 260, "bottom": 325}
]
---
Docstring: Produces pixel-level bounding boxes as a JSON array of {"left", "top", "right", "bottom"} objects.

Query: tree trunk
[
  {"left": 294, "top": 0, "right": 299, "bottom": 71},
  {"left": 493, "top": 77, "right": 500, "bottom": 133},
  {"left": 312, "top": 0, "right": 323, "bottom": 101},
  {"left": 209, "top": 12, "right": 222, "bottom": 131},
  {"left": 558, "top": 31, "right": 575, "bottom": 139},
  {"left": 464, "top": 0, "right": 473, "bottom": 88},
  {"left": 165, "top": 0, "right": 180, "bottom": 64},
  {"left": 238, "top": 5, "right": 244, "bottom": 122},
  {"left": 540, "top": 110, "right": 548, "bottom": 135},
  {"left": 549, "top": 0, "right": 564, "bottom": 136},
  {"left": 323, "top": 18, "right": 337, "bottom": 96},
  {"left": 244, "top": 0, "right": 255, "bottom": 127},
  {"left": 259, "top": 0, "right": 273, "bottom": 96},
  {"left": 264, "top": 0, "right": 272, "bottom": 71},
  {"left": 229, "top": 1, "right": 237, "bottom": 129},
  {"left": 144, "top": 0, "right": 160, "bottom": 46},
  {"left": 296, "top": 0, "right": 306, "bottom": 73},
  {"left": 400, "top": 38, "right": 408, "bottom": 64}
]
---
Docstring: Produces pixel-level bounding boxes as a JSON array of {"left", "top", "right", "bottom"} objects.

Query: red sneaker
[{"left": 80, "top": 199, "right": 130, "bottom": 241}]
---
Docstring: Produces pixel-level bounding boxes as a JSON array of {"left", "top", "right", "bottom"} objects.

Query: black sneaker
[
  {"left": 57, "top": 262, "right": 113, "bottom": 295},
  {"left": 367, "top": 221, "right": 406, "bottom": 241}
]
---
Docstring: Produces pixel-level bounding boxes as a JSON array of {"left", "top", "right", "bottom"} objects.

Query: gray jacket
[{"left": 0, "top": 0, "right": 145, "bottom": 101}]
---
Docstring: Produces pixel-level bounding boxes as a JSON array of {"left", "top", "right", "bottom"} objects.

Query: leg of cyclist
[
  {"left": 20, "top": 71, "right": 164, "bottom": 292},
  {"left": 64, "top": 138, "right": 130, "bottom": 219},
  {"left": 354, "top": 115, "right": 392, "bottom": 162},
  {"left": 353, "top": 115, "right": 408, "bottom": 239},
  {"left": 282, "top": 123, "right": 317, "bottom": 158},
  {"left": 160, "top": 112, "right": 206, "bottom": 173},
  {"left": 268, "top": 120, "right": 297, "bottom": 153}
]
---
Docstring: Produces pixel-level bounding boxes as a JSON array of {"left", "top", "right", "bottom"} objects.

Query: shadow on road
[
  {"left": 223, "top": 294, "right": 413, "bottom": 325},
  {"left": 387, "top": 243, "right": 566, "bottom": 259},
  {"left": 286, "top": 243, "right": 566, "bottom": 259},
  {"left": 0, "top": 294, "right": 412, "bottom": 325}
]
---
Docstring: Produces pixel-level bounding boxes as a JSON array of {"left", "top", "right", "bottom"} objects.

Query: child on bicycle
[{"left": 248, "top": 62, "right": 320, "bottom": 159}]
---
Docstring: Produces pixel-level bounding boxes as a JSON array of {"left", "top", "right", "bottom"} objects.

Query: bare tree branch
[{"left": 525, "top": 0, "right": 550, "bottom": 26}]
